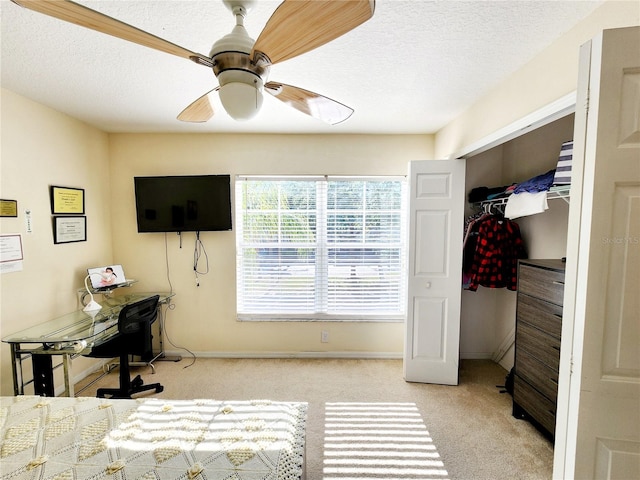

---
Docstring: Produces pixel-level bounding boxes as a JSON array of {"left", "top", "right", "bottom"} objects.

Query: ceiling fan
[{"left": 11, "top": 0, "right": 375, "bottom": 124}]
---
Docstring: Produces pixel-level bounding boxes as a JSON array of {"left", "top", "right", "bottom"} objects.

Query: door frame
[{"left": 551, "top": 37, "right": 592, "bottom": 480}]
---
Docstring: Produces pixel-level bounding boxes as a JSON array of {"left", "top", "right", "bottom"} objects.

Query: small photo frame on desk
[
  {"left": 53, "top": 216, "right": 86, "bottom": 244},
  {"left": 51, "top": 186, "right": 85, "bottom": 214}
]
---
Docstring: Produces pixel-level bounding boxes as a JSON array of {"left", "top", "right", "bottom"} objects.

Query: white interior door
[
  {"left": 404, "top": 159, "right": 466, "bottom": 385},
  {"left": 554, "top": 26, "right": 640, "bottom": 480}
]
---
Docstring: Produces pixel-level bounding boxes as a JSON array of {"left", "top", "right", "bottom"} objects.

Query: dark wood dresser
[{"left": 512, "top": 259, "right": 566, "bottom": 439}]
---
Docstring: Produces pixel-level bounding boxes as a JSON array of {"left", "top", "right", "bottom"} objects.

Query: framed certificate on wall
[
  {"left": 53, "top": 216, "right": 86, "bottom": 244},
  {"left": 51, "top": 186, "right": 85, "bottom": 214}
]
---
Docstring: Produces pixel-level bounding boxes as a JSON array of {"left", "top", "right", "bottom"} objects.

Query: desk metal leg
[
  {"left": 10, "top": 343, "right": 21, "bottom": 396},
  {"left": 63, "top": 353, "right": 74, "bottom": 397}
]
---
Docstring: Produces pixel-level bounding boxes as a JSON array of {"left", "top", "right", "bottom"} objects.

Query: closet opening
[{"left": 460, "top": 111, "right": 575, "bottom": 442}]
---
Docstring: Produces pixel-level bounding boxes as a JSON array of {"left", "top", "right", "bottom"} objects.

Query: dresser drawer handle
[
  {"left": 552, "top": 345, "right": 560, "bottom": 351},
  {"left": 550, "top": 377, "right": 558, "bottom": 385},
  {"left": 554, "top": 314, "right": 563, "bottom": 319},
  {"left": 552, "top": 280, "right": 565, "bottom": 285}
]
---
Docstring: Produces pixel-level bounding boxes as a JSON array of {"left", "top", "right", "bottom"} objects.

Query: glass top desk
[{"left": 2, "top": 292, "right": 174, "bottom": 397}]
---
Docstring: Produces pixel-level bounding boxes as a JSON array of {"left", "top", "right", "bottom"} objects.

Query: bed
[{"left": 0, "top": 396, "right": 307, "bottom": 480}]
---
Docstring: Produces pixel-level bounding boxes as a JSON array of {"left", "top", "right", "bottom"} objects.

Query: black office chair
[{"left": 88, "top": 295, "right": 164, "bottom": 398}]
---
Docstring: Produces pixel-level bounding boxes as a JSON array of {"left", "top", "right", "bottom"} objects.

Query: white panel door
[
  {"left": 554, "top": 26, "right": 640, "bottom": 480},
  {"left": 404, "top": 159, "right": 466, "bottom": 385}
]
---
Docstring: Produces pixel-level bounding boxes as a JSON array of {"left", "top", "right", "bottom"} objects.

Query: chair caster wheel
[{"left": 156, "top": 386, "right": 164, "bottom": 393}]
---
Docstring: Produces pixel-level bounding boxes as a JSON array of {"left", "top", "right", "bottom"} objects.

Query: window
[{"left": 235, "top": 176, "right": 407, "bottom": 321}]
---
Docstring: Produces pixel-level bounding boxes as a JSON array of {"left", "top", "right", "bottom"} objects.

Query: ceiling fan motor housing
[
  {"left": 209, "top": 3, "right": 270, "bottom": 120},
  {"left": 211, "top": 51, "right": 269, "bottom": 89},
  {"left": 209, "top": 5, "right": 269, "bottom": 89}
]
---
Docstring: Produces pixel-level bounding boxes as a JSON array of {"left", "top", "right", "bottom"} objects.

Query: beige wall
[
  {"left": 435, "top": 0, "right": 640, "bottom": 159},
  {"left": 0, "top": 89, "right": 112, "bottom": 395},
  {"left": 108, "top": 133, "right": 433, "bottom": 358}
]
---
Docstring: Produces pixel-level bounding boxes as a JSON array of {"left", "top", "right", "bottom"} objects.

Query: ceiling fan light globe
[{"left": 219, "top": 82, "right": 263, "bottom": 121}]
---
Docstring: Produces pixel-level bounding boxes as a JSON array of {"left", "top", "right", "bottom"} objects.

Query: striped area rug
[{"left": 322, "top": 402, "right": 449, "bottom": 480}]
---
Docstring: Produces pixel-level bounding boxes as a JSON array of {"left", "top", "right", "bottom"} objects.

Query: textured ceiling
[{"left": 1, "top": 0, "right": 604, "bottom": 134}]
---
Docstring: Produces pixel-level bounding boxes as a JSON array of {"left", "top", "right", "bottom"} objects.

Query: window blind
[{"left": 236, "top": 176, "right": 407, "bottom": 321}]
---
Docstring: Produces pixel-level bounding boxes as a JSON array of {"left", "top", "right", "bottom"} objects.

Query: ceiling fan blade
[
  {"left": 252, "top": 0, "right": 375, "bottom": 65},
  {"left": 177, "top": 89, "right": 219, "bottom": 123},
  {"left": 265, "top": 82, "right": 353, "bottom": 125},
  {"left": 10, "top": 0, "right": 212, "bottom": 66}
]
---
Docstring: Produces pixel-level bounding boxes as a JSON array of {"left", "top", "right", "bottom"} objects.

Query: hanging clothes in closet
[{"left": 462, "top": 209, "right": 527, "bottom": 291}]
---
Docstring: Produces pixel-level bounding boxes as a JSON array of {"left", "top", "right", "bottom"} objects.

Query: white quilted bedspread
[{"left": 0, "top": 396, "right": 306, "bottom": 480}]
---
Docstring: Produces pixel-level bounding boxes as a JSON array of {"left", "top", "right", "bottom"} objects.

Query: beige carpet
[{"left": 75, "top": 358, "right": 554, "bottom": 480}]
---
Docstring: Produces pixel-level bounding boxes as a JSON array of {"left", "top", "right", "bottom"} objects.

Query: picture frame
[
  {"left": 53, "top": 216, "right": 87, "bottom": 244},
  {"left": 0, "top": 199, "right": 18, "bottom": 217},
  {"left": 0, "top": 234, "right": 23, "bottom": 262},
  {"left": 51, "top": 186, "right": 85, "bottom": 214}
]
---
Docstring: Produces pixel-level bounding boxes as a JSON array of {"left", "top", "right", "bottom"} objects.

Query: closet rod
[{"left": 471, "top": 186, "right": 571, "bottom": 211}]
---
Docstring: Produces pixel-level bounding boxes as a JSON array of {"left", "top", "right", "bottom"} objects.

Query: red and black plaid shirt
[{"left": 466, "top": 216, "right": 526, "bottom": 291}]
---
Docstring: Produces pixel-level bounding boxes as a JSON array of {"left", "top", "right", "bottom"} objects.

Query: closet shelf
[{"left": 471, "top": 186, "right": 570, "bottom": 210}]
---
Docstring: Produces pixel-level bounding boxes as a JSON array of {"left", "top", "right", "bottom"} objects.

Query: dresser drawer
[
  {"left": 515, "top": 349, "right": 560, "bottom": 403},
  {"left": 516, "top": 321, "right": 561, "bottom": 370},
  {"left": 518, "top": 264, "right": 565, "bottom": 306},
  {"left": 516, "top": 294, "right": 563, "bottom": 339},
  {"left": 514, "top": 375, "right": 557, "bottom": 436}
]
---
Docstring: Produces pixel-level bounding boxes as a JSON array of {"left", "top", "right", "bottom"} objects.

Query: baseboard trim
[
  {"left": 57, "top": 351, "right": 499, "bottom": 395},
  {"left": 163, "top": 350, "right": 496, "bottom": 361},
  {"left": 460, "top": 352, "right": 494, "bottom": 360},
  {"left": 492, "top": 327, "right": 516, "bottom": 363},
  {"left": 164, "top": 350, "right": 403, "bottom": 360}
]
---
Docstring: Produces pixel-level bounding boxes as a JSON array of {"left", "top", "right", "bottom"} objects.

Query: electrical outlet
[{"left": 321, "top": 331, "right": 329, "bottom": 343}]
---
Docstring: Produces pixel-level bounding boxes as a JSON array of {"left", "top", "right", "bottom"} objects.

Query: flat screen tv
[{"left": 134, "top": 175, "right": 232, "bottom": 233}]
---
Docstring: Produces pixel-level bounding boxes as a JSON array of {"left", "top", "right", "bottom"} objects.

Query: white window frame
[{"left": 235, "top": 175, "right": 407, "bottom": 322}]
